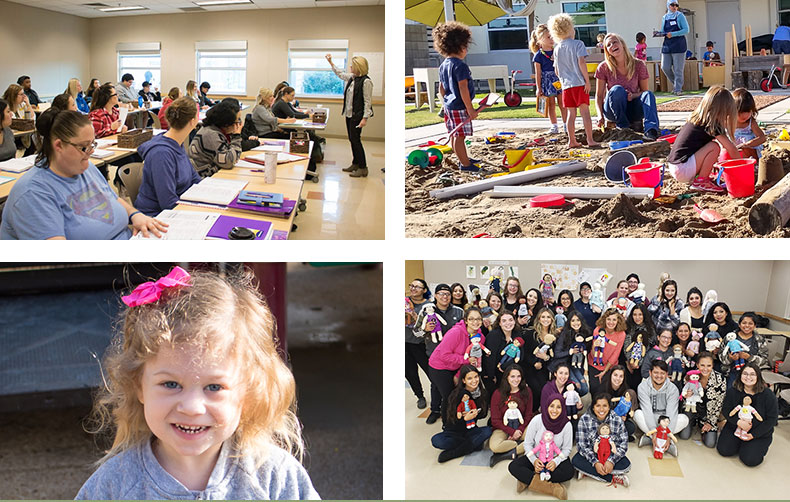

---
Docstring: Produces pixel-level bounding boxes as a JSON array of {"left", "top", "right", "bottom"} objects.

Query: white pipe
[
  {"left": 488, "top": 185, "right": 655, "bottom": 199},
  {"left": 443, "top": 0, "right": 454, "bottom": 22}
]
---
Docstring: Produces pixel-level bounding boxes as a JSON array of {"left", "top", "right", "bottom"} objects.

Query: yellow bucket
[{"left": 503, "top": 149, "right": 535, "bottom": 173}]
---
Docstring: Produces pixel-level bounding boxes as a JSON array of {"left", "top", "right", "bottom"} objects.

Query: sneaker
[
  {"left": 638, "top": 434, "right": 651, "bottom": 448},
  {"left": 416, "top": 397, "right": 427, "bottom": 409},
  {"left": 690, "top": 177, "right": 725, "bottom": 193},
  {"left": 611, "top": 474, "right": 630, "bottom": 487},
  {"left": 644, "top": 128, "right": 659, "bottom": 141},
  {"left": 576, "top": 470, "right": 585, "bottom": 481},
  {"left": 668, "top": 442, "right": 679, "bottom": 458},
  {"left": 549, "top": 124, "right": 559, "bottom": 134},
  {"left": 426, "top": 411, "right": 441, "bottom": 424},
  {"left": 460, "top": 163, "right": 482, "bottom": 172}
]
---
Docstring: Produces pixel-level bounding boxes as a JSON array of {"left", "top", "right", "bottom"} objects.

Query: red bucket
[
  {"left": 624, "top": 161, "right": 664, "bottom": 198},
  {"left": 714, "top": 158, "right": 757, "bottom": 198}
]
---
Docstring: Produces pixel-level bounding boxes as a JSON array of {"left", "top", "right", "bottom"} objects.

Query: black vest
[{"left": 342, "top": 75, "right": 371, "bottom": 121}]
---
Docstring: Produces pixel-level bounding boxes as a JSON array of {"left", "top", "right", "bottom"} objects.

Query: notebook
[
  {"left": 237, "top": 190, "right": 284, "bottom": 207},
  {"left": 251, "top": 139, "right": 288, "bottom": 152},
  {"left": 0, "top": 155, "right": 36, "bottom": 173},
  {"left": 179, "top": 178, "right": 248, "bottom": 206},
  {"left": 129, "top": 210, "right": 218, "bottom": 240},
  {"left": 246, "top": 152, "right": 309, "bottom": 165},
  {"left": 90, "top": 149, "right": 115, "bottom": 159},
  {"left": 227, "top": 196, "right": 296, "bottom": 218},
  {"left": 0, "top": 175, "right": 14, "bottom": 185},
  {"left": 206, "top": 215, "right": 273, "bottom": 240}
]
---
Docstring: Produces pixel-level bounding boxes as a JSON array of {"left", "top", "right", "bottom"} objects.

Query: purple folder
[
  {"left": 206, "top": 215, "right": 273, "bottom": 240},
  {"left": 227, "top": 195, "right": 296, "bottom": 218}
]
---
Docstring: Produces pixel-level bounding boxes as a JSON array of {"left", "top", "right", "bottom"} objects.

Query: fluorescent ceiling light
[
  {"left": 98, "top": 5, "right": 147, "bottom": 11},
  {"left": 194, "top": 0, "right": 252, "bottom": 6}
]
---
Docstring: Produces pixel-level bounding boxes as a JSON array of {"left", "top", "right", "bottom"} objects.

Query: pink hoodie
[{"left": 429, "top": 320, "right": 485, "bottom": 371}]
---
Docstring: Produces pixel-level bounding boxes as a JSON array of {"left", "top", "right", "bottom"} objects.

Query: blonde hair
[
  {"left": 254, "top": 87, "right": 274, "bottom": 110},
  {"left": 89, "top": 268, "right": 303, "bottom": 467},
  {"left": 548, "top": 13, "right": 575, "bottom": 42},
  {"left": 65, "top": 78, "right": 81, "bottom": 99},
  {"left": 688, "top": 85, "right": 736, "bottom": 137},
  {"left": 603, "top": 33, "right": 636, "bottom": 80},
  {"left": 186, "top": 80, "right": 198, "bottom": 99},
  {"left": 532, "top": 307, "right": 557, "bottom": 338},
  {"left": 351, "top": 56, "right": 369, "bottom": 77},
  {"left": 529, "top": 24, "right": 550, "bottom": 53}
]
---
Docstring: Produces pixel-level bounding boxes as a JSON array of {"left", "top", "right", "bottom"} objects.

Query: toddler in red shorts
[
  {"left": 433, "top": 21, "right": 480, "bottom": 171},
  {"left": 548, "top": 13, "right": 600, "bottom": 148}
]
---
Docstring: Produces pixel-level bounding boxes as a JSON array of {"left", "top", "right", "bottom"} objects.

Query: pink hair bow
[{"left": 122, "top": 266, "right": 191, "bottom": 307}]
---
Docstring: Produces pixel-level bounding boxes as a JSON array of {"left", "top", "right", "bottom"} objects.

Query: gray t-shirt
[
  {"left": 76, "top": 439, "right": 320, "bottom": 500},
  {"left": 0, "top": 127, "right": 15, "bottom": 162},
  {"left": 554, "top": 38, "right": 588, "bottom": 89}
]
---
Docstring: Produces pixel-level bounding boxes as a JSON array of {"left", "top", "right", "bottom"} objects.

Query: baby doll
[
  {"left": 593, "top": 423, "right": 616, "bottom": 465},
  {"left": 530, "top": 430, "right": 562, "bottom": 481},
  {"left": 533, "top": 333, "right": 557, "bottom": 361},
  {"left": 723, "top": 332, "right": 751, "bottom": 372},
  {"left": 591, "top": 330, "right": 617, "bottom": 366},
  {"left": 563, "top": 382, "right": 581, "bottom": 419},
  {"left": 628, "top": 282, "right": 647, "bottom": 304},
  {"left": 517, "top": 296, "right": 529, "bottom": 317},
  {"left": 705, "top": 329, "right": 722, "bottom": 352},
  {"left": 687, "top": 331, "right": 702, "bottom": 357},
  {"left": 646, "top": 415, "right": 677, "bottom": 459},
  {"left": 702, "top": 289, "right": 718, "bottom": 317},
  {"left": 420, "top": 304, "right": 447, "bottom": 343},
  {"left": 406, "top": 297, "right": 417, "bottom": 326},
  {"left": 667, "top": 344, "right": 689, "bottom": 383},
  {"left": 457, "top": 393, "right": 478, "bottom": 429},
  {"left": 554, "top": 306, "right": 567, "bottom": 329},
  {"left": 499, "top": 337, "right": 525, "bottom": 371},
  {"left": 729, "top": 395, "right": 763, "bottom": 439},
  {"left": 464, "top": 334, "right": 491, "bottom": 372},
  {"left": 570, "top": 333, "right": 590, "bottom": 369},
  {"left": 503, "top": 397, "right": 525, "bottom": 430},
  {"left": 626, "top": 333, "right": 646, "bottom": 367},
  {"left": 590, "top": 282, "right": 605, "bottom": 311},
  {"left": 612, "top": 392, "right": 634, "bottom": 418},
  {"left": 540, "top": 273, "right": 556, "bottom": 306},
  {"left": 681, "top": 370, "right": 705, "bottom": 413}
]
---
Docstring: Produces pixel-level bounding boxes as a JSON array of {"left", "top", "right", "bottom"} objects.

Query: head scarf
[{"left": 540, "top": 386, "right": 569, "bottom": 434}]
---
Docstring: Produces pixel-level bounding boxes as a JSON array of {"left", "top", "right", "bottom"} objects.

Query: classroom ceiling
[{"left": 3, "top": 0, "right": 384, "bottom": 18}]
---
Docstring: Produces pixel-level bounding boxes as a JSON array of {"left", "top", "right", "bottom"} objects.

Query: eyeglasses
[
  {"left": 409, "top": 284, "right": 424, "bottom": 290},
  {"left": 110, "top": 93, "right": 117, "bottom": 97},
  {"left": 64, "top": 140, "right": 97, "bottom": 155},
  {"left": 435, "top": 292, "right": 451, "bottom": 297},
  {"left": 467, "top": 317, "right": 483, "bottom": 323}
]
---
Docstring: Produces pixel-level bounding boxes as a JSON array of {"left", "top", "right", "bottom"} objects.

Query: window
[
  {"left": 196, "top": 41, "right": 247, "bottom": 95},
  {"left": 488, "top": 1, "right": 529, "bottom": 51},
  {"left": 288, "top": 40, "right": 348, "bottom": 97},
  {"left": 562, "top": 1, "right": 606, "bottom": 48},
  {"left": 117, "top": 42, "right": 161, "bottom": 91},
  {"left": 781, "top": 0, "right": 790, "bottom": 26}
]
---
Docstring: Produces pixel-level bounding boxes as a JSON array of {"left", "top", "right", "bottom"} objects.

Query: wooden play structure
[{"left": 725, "top": 24, "right": 790, "bottom": 90}]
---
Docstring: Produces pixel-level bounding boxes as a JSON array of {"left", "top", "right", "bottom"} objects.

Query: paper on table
[
  {"left": 0, "top": 156, "right": 36, "bottom": 172},
  {"left": 247, "top": 152, "right": 308, "bottom": 164},
  {"left": 130, "top": 210, "right": 219, "bottom": 240},
  {"left": 179, "top": 177, "right": 248, "bottom": 206},
  {"left": 251, "top": 140, "right": 287, "bottom": 152},
  {"left": 90, "top": 149, "right": 115, "bottom": 159},
  {"left": 117, "top": 107, "right": 129, "bottom": 129},
  {"left": 235, "top": 160, "right": 261, "bottom": 169},
  {"left": 95, "top": 138, "right": 116, "bottom": 148},
  {"left": 0, "top": 175, "right": 14, "bottom": 185}
]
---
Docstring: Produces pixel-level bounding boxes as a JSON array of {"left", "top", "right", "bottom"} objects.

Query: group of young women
[{"left": 407, "top": 273, "right": 780, "bottom": 496}]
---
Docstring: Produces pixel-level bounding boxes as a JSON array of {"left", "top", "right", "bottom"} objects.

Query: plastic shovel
[
  {"left": 441, "top": 93, "right": 501, "bottom": 145},
  {"left": 693, "top": 204, "right": 727, "bottom": 224}
]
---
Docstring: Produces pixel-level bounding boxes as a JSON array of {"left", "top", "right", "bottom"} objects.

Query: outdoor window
[
  {"left": 116, "top": 42, "right": 161, "bottom": 90},
  {"left": 488, "top": 1, "right": 529, "bottom": 51},
  {"left": 781, "top": 0, "right": 790, "bottom": 26},
  {"left": 288, "top": 40, "right": 349, "bottom": 97},
  {"left": 196, "top": 41, "right": 247, "bottom": 95},
  {"left": 562, "top": 1, "right": 606, "bottom": 48}
]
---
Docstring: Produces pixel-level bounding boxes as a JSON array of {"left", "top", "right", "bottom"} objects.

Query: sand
[
  {"left": 405, "top": 128, "right": 790, "bottom": 238},
  {"left": 657, "top": 94, "right": 788, "bottom": 112}
]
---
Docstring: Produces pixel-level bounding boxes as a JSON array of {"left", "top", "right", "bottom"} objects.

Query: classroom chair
[
  {"left": 148, "top": 111, "right": 162, "bottom": 129},
  {"left": 115, "top": 162, "right": 144, "bottom": 204}
]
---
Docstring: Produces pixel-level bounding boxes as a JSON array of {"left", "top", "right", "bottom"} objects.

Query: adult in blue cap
[{"left": 660, "top": 0, "right": 689, "bottom": 95}]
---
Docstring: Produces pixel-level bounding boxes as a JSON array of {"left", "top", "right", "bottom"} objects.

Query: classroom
[
  {"left": 405, "top": 259, "right": 790, "bottom": 499},
  {"left": 0, "top": 0, "right": 385, "bottom": 240}
]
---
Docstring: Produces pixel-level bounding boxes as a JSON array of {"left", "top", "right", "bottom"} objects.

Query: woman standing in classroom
[{"left": 326, "top": 54, "right": 373, "bottom": 178}]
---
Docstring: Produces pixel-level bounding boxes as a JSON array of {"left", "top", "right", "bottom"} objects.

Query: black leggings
[
  {"left": 405, "top": 342, "right": 430, "bottom": 399},
  {"left": 346, "top": 117, "right": 366, "bottom": 168},
  {"left": 508, "top": 455, "right": 575, "bottom": 484},
  {"left": 716, "top": 423, "right": 773, "bottom": 467},
  {"left": 428, "top": 366, "right": 457, "bottom": 421}
]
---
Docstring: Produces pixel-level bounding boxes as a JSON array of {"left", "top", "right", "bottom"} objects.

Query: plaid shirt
[
  {"left": 89, "top": 107, "right": 120, "bottom": 139},
  {"left": 575, "top": 410, "right": 628, "bottom": 466},
  {"left": 647, "top": 296, "right": 684, "bottom": 332}
]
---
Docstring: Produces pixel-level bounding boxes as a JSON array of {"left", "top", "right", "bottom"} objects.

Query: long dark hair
[
  {"left": 203, "top": 99, "right": 240, "bottom": 129},
  {"left": 603, "top": 364, "right": 629, "bottom": 397},
  {"left": 525, "top": 287, "right": 544, "bottom": 316},
  {"left": 446, "top": 365, "right": 488, "bottom": 424},
  {"left": 703, "top": 302, "right": 734, "bottom": 328},
  {"left": 0, "top": 98, "right": 8, "bottom": 121},
  {"left": 627, "top": 303, "right": 655, "bottom": 340},
  {"left": 450, "top": 282, "right": 468, "bottom": 307},
  {"left": 90, "top": 83, "right": 115, "bottom": 111},
  {"left": 497, "top": 364, "right": 528, "bottom": 407},
  {"left": 660, "top": 279, "right": 679, "bottom": 304},
  {"left": 733, "top": 361, "right": 767, "bottom": 394},
  {"left": 555, "top": 289, "right": 574, "bottom": 312},
  {"left": 557, "top": 311, "right": 590, "bottom": 352},
  {"left": 686, "top": 286, "right": 703, "bottom": 306}
]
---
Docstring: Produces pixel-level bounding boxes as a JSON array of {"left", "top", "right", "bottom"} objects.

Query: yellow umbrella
[{"left": 405, "top": 0, "right": 506, "bottom": 27}]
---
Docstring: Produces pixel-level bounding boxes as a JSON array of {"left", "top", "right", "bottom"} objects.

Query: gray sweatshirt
[
  {"left": 637, "top": 377, "right": 680, "bottom": 431},
  {"left": 188, "top": 125, "right": 242, "bottom": 178},
  {"left": 252, "top": 105, "right": 279, "bottom": 136},
  {"left": 75, "top": 439, "right": 320, "bottom": 500},
  {"left": 523, "top": 414, "right": 572, "bottom": 465}
]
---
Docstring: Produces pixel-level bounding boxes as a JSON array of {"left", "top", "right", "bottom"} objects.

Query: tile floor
[{"left": 405, "top": 372, "right": 790, "bottom": 500}]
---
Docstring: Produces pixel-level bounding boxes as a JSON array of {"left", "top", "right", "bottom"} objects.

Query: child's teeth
[{"left": 176, "top": 424, "right": 207, "bottom": 434}]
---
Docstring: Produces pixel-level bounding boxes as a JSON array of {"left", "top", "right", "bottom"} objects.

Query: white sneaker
[
  {"left": 549, "top": 124, "right": 559, "bottom": 134},
  {"left": 611, "top": 474, "right": 630, "bottom": 487},
  {"left": 638, "top": 434, "right": 651, "bottom": 448}
]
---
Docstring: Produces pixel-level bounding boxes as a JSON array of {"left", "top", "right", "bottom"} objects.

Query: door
[{"left": 707, "top": 0, "right": 741, "bottom": 59}]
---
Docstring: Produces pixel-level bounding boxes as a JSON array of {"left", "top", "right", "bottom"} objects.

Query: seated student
[
  {"left": 488, "top": 365, "right": 533, "bottom": 467},
  {"left": 640, "top": 328, "right": 673, "bottom": 378},
  {"left": 717, "top": 361, "right": 778, "bottom": 466},
  {"left": 89, "top": 83, "right": 128, "bottom": 138},
  {"left": 634, "top": 360, "right": 689, "bottom": 456},
  {"left": 571, "top": 392, "right": 630, "bottom": 487},
  {"left": 17, "top": 75, "right": 42, "bottom": 106},
  {"left": 115, "top": 73, "right": 137, "bottom": 106},
  {"left": 158, "top": 87, "right": 181, "bottom": 130},
  {"left": 719, "top": 312, "right": 769, "bottom": 388},
  {"left": 137, "top": 81, "right": 160, "bottom": 103},
  {"left": 64, "top": 78, "right": 90, "bottom": 114},
  {"left": 185, "top": 80, "right": 201, "bottom": 107},
  {"left": 274, "top": 81, "right": 299, "bottom": 108},
  {"left": 0, "top": 99, "right": 16, "bottom": 162},
  {"left": 135, "top": 97, "right": 200, "bottom": 216},
  {"left": 251, "top": 87, "right": 295, "bottom": 139},
  {"left": 85, "top": 78, "right": 100, "bottom": 104},
  {"left": 272, "top": 86, "right": 312, "bottom": 121},
  {"left": 603, "top": 365, "right": 639, "bottom": 440},
  {"left": 199, "top": 82, "right": 215, "bottom": 107},
  {"left": 188, "top": 99, "right": 242, "bottom": 177},
  {"left": 51, "top": 93, "right": 78, "bottom": 112},
  {"left": 0, "top": 109, "right": 165, "bottom": 240},
  {"left": 677, "top": 351, "right": 726, "bottom": 448},
  {"left": 3, "top": 83, "right": 32, "bottom": 118}
]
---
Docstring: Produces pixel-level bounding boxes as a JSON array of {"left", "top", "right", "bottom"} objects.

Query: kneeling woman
[
  {"left": 572, "top": 392, "right": 631, "bottom": 487},
  {"left": 0, "top": 109, "right": 165, "bottom": 239},
  {"left": 135, "top": 97, "right": 201, "bottom": 216},
  {"left": 508, "top": 392, "right": 573, "bottom": 499},
  {"left": 431, "top": 365, "right": 492, "bottom": 463}
]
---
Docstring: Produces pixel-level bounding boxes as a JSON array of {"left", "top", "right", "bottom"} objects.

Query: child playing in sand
[
  {"left": 76, "top": 266, "right": 319, "bottom": 500},
  {"left": 666, "top": 85, "right": 739, "bottom": 193},
  {"left": 530, "top": 23, "right": 567, "bottom": 134},
  {"left": 548, "top": 13, "right": 600, "bottom": 149},
  {"left": 433, "top": 21, "right": 479, "bottom": 171},
  {"left": 634, "top": 33, "right": 647, "bottom": 61},
  {"left": 732, "top": 88, "right": 766, "bottom": 161}
]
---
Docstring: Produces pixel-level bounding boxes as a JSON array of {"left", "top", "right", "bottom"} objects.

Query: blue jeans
[
  {"left": 431, "top": 426, "right": 492, "bottom": 451},
  {"left": 661, "top": 52, "right": 686, "bottom": 93},
  {"left": 569, "top": 366, "right": 589, "bottom": 396},
  {"left": 773, "top": 40, "right": 790, "bottom": 54},
  {"left": 572, "top": 452, "right": 631, "bottom": 483},
  {"left": 603, "top": 85, "right": 659, "bottom": 134}
]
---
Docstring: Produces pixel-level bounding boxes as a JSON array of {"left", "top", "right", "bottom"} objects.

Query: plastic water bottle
[{"left": 138, "top": 96, "right": 144, "bottom": 108}]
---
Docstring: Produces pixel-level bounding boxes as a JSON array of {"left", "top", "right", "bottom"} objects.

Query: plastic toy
[
  {"left": 723, "top": 332, "right": 750, "bottom": 371},
  {"left": 594, "top": 423, "right": 616, "bottom": 465},
  {"left": 681, "top": 370, "right": 704, "bottom": 413},
  {"left": 646, "top": 415, "right": 677, "bottom": 459},
  {"left": 420, "top": 304, "right": 447, "bottom": 343},
  {"left": 464, "top": 334, "right": 491, "bottom": 372},
  {"left": 503, "top": 396, "right": 525, "bottom": 429},
  {"left": 530, "top": 430, "right": 562, "bottom": 480},
  {"left": 498, "top": 337, "right": 525, "bottom": 371},
  {"left": 729, "top": 395, "right": 763, "bottom": 439},
  {"left": 457, "top": 393, "right": 478, "bottom": 429},
  {"left": 504, "top": 70, "right": 536, "bottom": 107},
  {"left": 407, "top": 147, "right": 444, "bottom": 168},
  {"left": 564, "top": 383, "right": 581, "bottom": 419},
  {"left": 609, "top": 140, "right": 643, "bottom": 150},
  {"left": 760, "top": 64, "right": 789, "bottom": 92}
]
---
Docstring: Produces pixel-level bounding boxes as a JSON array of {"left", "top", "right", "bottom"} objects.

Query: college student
[
  {"left": 648, "top": 279, "right": 683, "bottom": 332},
  {"left": 679, "top": 287, "right": 705, "bottom": 329},
  {"left": 405, "top": 279, "right": 432, "bottom": 410},
  {"left": 0, "top": 99, "right": 16, "bottom": 161},
  {"left": 573, "top": 281, "right": 601, "bottom": 329},
  {"left": 717, "top": 362, "right": 779, "bottom": 466},
  {"left": 0, "top": 109, "right": 165, "bottom": 240},
  {"left": 115, "top": 73, "right": 137, "bottom": 105},
  {"left": 482, "top": 311, "right": 519, "bottom": 393},
  {"left": 719, "top": 312, "right": 769, "bottom": 387},
  {"left": 623, "top": 303, "right": 655, "bottom": 388},
  {"left": 251, "top": 87, "right": 295, "bottom": 139},
  {"left": 605, "top": 280, "right": 636, "bottom": 317},
  {"left": 17, "top": 75, "right": 42, "bottom": 106},
  {"left": 89, "top": 83, "right": 128, "bottom": 138},
  {"left": 158, "top": 87, "right": 180, "bottom": 130},
  {"left": 51, "top": 93, "right": 78, "bottom": 112},
  {"left": 640, "top": 329, "right": 673, "bottom": 378},
  {"left": 607, "top": 273, "right": 640, "bottom": 301},
  {"left": 554, "top": 311, "right": 590, "bottom": 396},
  {"left": 571, "top": 392, "right": 631, "bottom": 486},
  {"left": 677, "top": 351, "right": 726, "bottom": 448},
  {"left": 634, "top": 360, "right": 689, "bottom": 456},
  {"left": 135, "top": 97, "right": 200, "bottom": 216},
  {"left": 3, "top": 84, "right": 31, "bottom": 118},
  {"left": 185, "top": 80, "right": 201, "bottom": 107},
  {"left": 522, "top": 308, "right": 556, "bottom": 411},
  {"left": 85, "top": 78, "right": 100, "bottom": 104},
  {"left": 138, "top": 81, "right": 160, "bottom": 103},
  {"left": 488, "top": 364, "right": 533, "bottom": 466},
  {"left": 199, "top": 82, "right": 214, "bottom": 107},
  {"left": 65, "top": 78, "right": 89, "bottom": 113},
  {"left": 588, "top": 308, "right": 627, "bottom": 395},
  {"left": 188, "top": 99, "right": 242, "bottom": 178},
  {"left": 603, "top": 365, "right": 639, "bottom": 439},
  {"left": 326, "top": 54, "right": 373, "bottom": 177},
  {"left": 503, "top": 276, "right": 524, "bottom": 315}
]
